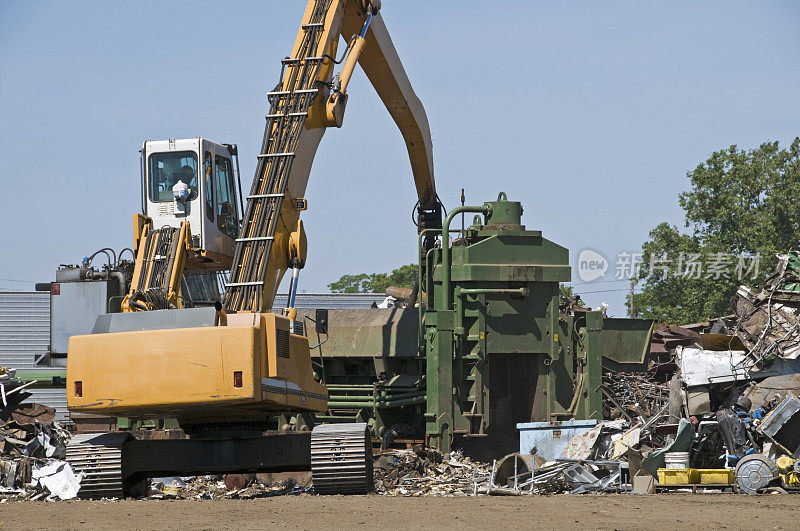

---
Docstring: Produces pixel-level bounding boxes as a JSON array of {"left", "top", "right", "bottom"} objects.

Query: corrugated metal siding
[
  {"left": 0, "top": 293, "right": 68, "bottom": 421},
  {"left": 27, "top": 388, "right": 69, "bottom": 422},
  {"left": 273, "top": 293, "right": 387, "bottom": 310},
  {"left": 0, "top": 292, "right": 50, "bottom": 369}
]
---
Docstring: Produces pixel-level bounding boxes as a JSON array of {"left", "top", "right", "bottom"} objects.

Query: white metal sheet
[
  {"left": 0, "top": 292, "right": 49, "bottom": 369},
  {"left": 51, "top": 281, "right": 109, "bottom": 354},
  {"left": 678, "top": 346, "right": 800, "bottom": 387}
]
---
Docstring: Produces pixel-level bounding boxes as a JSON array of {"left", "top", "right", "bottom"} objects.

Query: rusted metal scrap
[
  {"left": 728, "top": 253, "right": 800, "bottom": 368},
  {"left": 602, "top": 372, "right": 669, "bottom": 420},
  {"left": 560, "top": 296, "right": 591, "bottom": 316},
  {"left": 374, "top": 445, "right": 490, "bottom": 496},
  {"left": 647, "top": 324, "right": 702, "bottom": 380}
]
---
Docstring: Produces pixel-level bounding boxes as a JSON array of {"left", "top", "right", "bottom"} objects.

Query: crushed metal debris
[
  {"left": 374, "top": 445, "right": 489, "bottom": 496},
  {"left": 0, "top": 367, "right": 76, "bottom": 501},
  {"left": 149, "top": 476, "right": 309, "bottom": 500}
]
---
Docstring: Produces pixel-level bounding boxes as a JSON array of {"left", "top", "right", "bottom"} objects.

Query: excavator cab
[{"left": 141, "top": 138, "right": 243, "bottom": 270}]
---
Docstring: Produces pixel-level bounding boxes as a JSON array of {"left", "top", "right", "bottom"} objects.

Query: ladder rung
[
  {"left": 258, "top": 152, "right": 295, "bottom": 158},
  {"left": 266, "top": 112, "right": 308, "bottom": 119},
  {"left": 267, "top": 88, "right": 318, "bottom": 96},
  {"left": 225, "top": 281, "right": 265, "bottom": 287},
  {"left": 236, "top": 236, "right": 275, "bottom": 242},
  {"left": 301, "top": 23, "right": 324, "bottom": 29},
  {"left": 282, "top": 56, "right": 324, "bottom": 62},
  {"left": 247, "top": 193, "right": 284, "bottom": 199}
]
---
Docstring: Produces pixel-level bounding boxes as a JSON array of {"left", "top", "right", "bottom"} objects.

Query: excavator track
[
  {"left": 65, "top": 432, "right": 131, "bottom": 499},
  {"left": 311, "top": 423, "right": 373, "bottom": 494}
]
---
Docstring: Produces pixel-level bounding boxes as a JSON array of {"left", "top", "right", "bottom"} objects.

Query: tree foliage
[
  {"left": 631, "top": 223, "right": 729, "bottom": 324},
  {"left": 632, "top": 138, "right": 800, "bottom": 324},
  {"left": 559, "top": 284, "right": 576, "bottom": 298},
  {"left": 328, "top": 264, "right": 419, "bottom": 294}
]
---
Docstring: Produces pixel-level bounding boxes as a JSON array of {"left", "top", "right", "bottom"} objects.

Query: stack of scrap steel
[
  {"left": 148, "top": 475, "right": 310, "bottom": 499},
  {"left": 373, "top": 445, "right": 490, "bottom": 496},
  {"left": 602, "top": 372, "right": 669, "bottom": 421},
  {"left": 570, "top": 254, "right": 800, "bottom": 495},
  {"left": 651, "top": 252, "right": 800, "bottom": 493},
  {"left": 648, "top": 324, "right": 702, "bottom": 380},
  {"left": 732, "top": 252, "right": 800, "bottom": 368},
  {"left": 490, "top": 392, "right": 800, "bottom": 495},
  {"left": 0, "top": 366, "right": 79, "bottom": 501}
]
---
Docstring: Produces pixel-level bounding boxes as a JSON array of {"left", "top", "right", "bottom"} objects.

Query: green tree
[
  {"left": 327, "top": 273, "right": 371, "bottom": 293},
  {"left": 559, "top": 284, "right": 576, "bottom": 298},
  {"left": 328, "top": 264, "right": 419, "bottom": 294},
  {"left": 632, "top": 138, "right": 800, "bottom": 324},
  {"left": 631, "top": 223, "right": 723, "bottom": 324}
]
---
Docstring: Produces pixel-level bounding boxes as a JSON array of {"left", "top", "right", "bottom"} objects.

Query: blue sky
[{"left": 1, "top": 1, "right": 799, "bottom": 316}]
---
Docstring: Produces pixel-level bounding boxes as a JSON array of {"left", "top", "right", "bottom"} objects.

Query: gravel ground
[{"left": 0, "top": 493, "right": 796, "bottom": 530}]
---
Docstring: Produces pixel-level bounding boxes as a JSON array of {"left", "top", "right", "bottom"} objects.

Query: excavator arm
[
  {"left": 224, "top": 0, "right": 439, "bottom": 313},
  {"left": 338, "top": 3, "right": 437, "bottom": 210}
]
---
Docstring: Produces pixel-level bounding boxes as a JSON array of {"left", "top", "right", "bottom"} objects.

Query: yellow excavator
[{"left": 66, "top": 0, "right": 441, "bottom": 497}]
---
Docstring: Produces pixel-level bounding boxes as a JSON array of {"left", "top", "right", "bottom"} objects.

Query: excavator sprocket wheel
[
  {"left": 66, "top": 432, "right": 132, "bottom": 498},
  {"left": 311, "top": 423, "right": 373, "bottom": 494}
]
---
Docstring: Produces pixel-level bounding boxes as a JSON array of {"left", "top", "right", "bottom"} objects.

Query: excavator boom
[
  {"left": 225, "top": 0, "right": 438, "bottom": 313},
  {"left": 345, "top": 8, "right": 436, "bottom": 209}
]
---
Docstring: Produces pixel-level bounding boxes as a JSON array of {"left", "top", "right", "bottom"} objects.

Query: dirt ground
[{"left": 0, "top": 493, "right": 796, "bottom": 530}]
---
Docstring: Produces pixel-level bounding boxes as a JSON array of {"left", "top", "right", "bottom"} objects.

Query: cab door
[{"left": 199, "top": 140, "right": 239, "bottom": 260}]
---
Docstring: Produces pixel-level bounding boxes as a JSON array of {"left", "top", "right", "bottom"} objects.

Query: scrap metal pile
[
  {"left": 602, "top": 372, "right": 670, "bottom": 421},
  {"left": 732, "top": 251, "right": 800, "bottom": 368},
  {"left": 0, "top": 367, "right": 79, "bottom": 501},
  {"left": 472, "top": 252, "right": 800, "bottom": 496},
  {"left": 584, "top": 252, "right": 800, "bottom": 495},
  {"left": 374, "top": 446, "right": 490, "bottom": 496},
  {"left": 470, "top": 391, "right": 800, "bottom": 496},
  {"left": 148, "top": 475, "right": 310, "bottom": 499},
  {"left": 655, "top": 253, "right": 800, "bottom": 492}
]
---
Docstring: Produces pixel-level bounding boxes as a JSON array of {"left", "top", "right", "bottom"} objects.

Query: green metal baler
[{"left": 296, "top": 193, "right": 653, "bottom": 455}]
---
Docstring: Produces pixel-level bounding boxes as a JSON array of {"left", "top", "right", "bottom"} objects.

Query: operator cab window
[
  {"left": 215, "top": 156, "right": 237, "bottom": 238},
  {"left": 203, "top": 152, "right": 214, "bottom": 221},
  {"left": 148, "top": 151, "right": 199, "bottom": 202}
]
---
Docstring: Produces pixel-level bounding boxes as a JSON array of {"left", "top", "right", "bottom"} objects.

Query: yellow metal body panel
[{"left": 67, "top": 313, "right": 327, "bottom": 421}]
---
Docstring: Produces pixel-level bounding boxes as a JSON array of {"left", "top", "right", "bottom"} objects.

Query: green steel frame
[{"left": 313, "top": 192, "right": 652, "bottom": 454}]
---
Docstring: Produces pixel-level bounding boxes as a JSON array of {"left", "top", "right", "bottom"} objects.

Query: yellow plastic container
[
  {"left": 696, "top": 469, "right": 734, "bottom": 485},
  {"left": 657, "top": 468, "right": 699, "bottom": 485}
]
